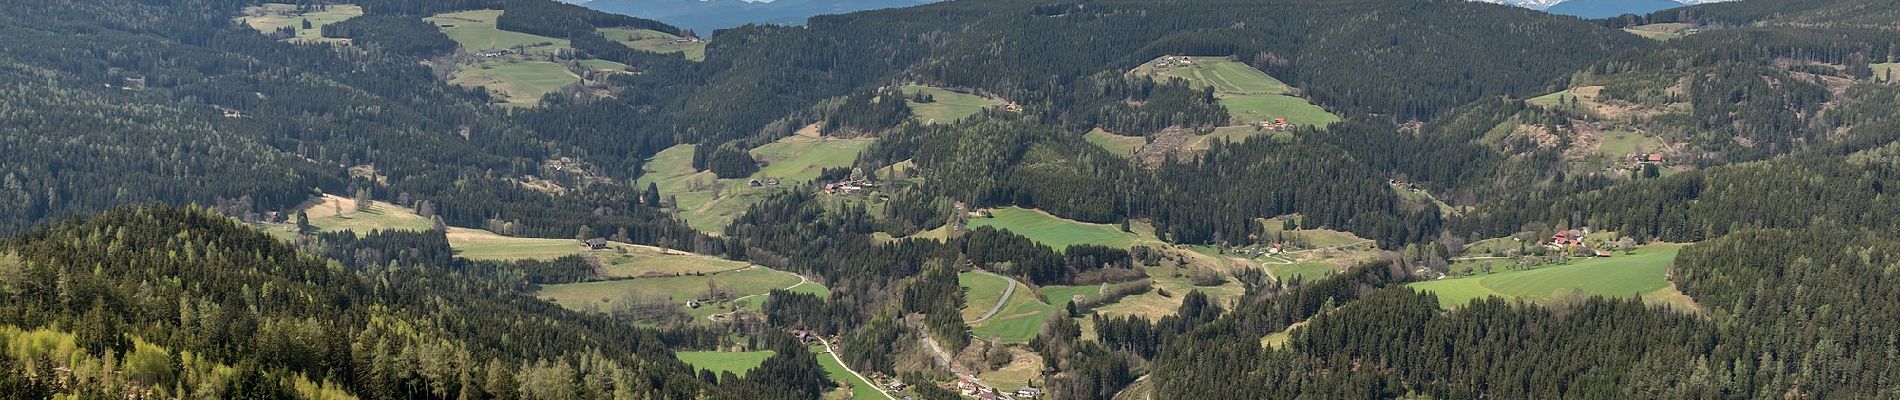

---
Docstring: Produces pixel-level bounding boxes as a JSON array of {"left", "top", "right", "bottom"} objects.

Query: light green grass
[
  {"left": 1873, "top": 63, "right": 1899, "bottom": 83},
  {"left": 579, "top": 59, "right": 632, "bottom": 72},
  {"left": 811, "top": 344, "right": 883, "bottom": 400},
  {"left": 972, "top": 285, "right": 1097, "bottom": 343},
  {"left": 425, "top": 10, "right": 570, "bottom": 53},
  {"left": 300, "top": 194, "right": 435, "bottom": 233},
  {"left": 638, "top": 137, "right": 873, "bottom": 234},
  {"left": 1408, "top": 245, "right": 1684, "bottom": 309},
  {"left": 536, "top": 266, "right": 801, "bottom": 312},
  {"left": 1596, "top": 130, "right": 1663, "bottom": 159},
  {"left": 450, "top": 58, "right": 578, "bottom": 107},
  {"left": 752, "top": 137, "right": 875, "bottom": 184},
  {"left": 899, "top": 86, "right": 1002, "bottom": 124},
  {"left": 235, "top": 3, "right": 363, "bottom": 44},
  {"left": 596, "top": 247, "right": 751, "bottom": 278},
  {"left": 1527, "top": 89, "right": 1580, "bottom": 108},
  {"left": 1623, "top": 23, "right": 1695, "bottom": 41},
  {"left": 1142, "top": 57, "right": 1337, "bottom": 127},
  {"left": 967, "top": 207, "right": 1161, "bottom": 250},
  {"left": 1083, "top": 128, "right": 1145, "bottom": 157},
  {"left": 677, "top": 351, "right": 775, "bottom": 378},
  {"left": 959, "top": 272, "right": 1015, "bottom": 321},
  {"left": 444, "top": 228, "right": 582, "bottom": 261},
  {"left": 1269, "top": 262, "right": 1336, "bottom": 282},
  {"left": 598, "top": 28, "right": 705, "bottom": 61}
]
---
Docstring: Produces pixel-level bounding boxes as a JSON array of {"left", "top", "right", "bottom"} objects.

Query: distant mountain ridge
[
  {"left": 1545, "top": 0, "right": 1687, "bottom": 18},
  {"left": 1473, "top": 0, "right": 1736, "bottom": 14},
  {"left": 581, "top": 0, "right": 937, "bottom": 35}
]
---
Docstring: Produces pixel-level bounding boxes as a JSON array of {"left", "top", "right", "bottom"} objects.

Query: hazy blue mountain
[
  {"left": 581, "top": 0, "right": 936, "bottom": 35},
  {"left": 1544, "top": 0, "right": 1688, "bottom": 18}
]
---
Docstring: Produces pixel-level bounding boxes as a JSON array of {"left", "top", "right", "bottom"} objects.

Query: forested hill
[{"left": 0, "top": 205, "right": 834, "bottom": 398}]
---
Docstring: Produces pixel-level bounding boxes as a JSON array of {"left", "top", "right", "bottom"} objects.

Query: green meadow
[
  {"left": 599, "top": 28, "right": 706, "bottom": 61},
  {"left": 235, "top": 3, "right": 363, "bottom": 44},
  {"left": 676, "top": 351, "right": 775, "bottom": 378},
  {"left": 900, "top": 86, "right": 1002, "bottom": 124},
  {"left": 638, "top": 136, "right": 873, "bottom": 233},
  {"left": 1408, "top": 244, "right": 1687, "bottom": 309},
  {"left": 1084, "top": 128, "right": 1146, "bottom": 157},
  {"left": 959, "top": 272, "right": 1015, "bottom": 321},
  {"left": 534, "top": 266, "right": 804, "bottom": 313},
  {"left": 1142, "top": 57, "right": 1338, "bottom": 127},
  {"left": 1623, "top": 23, "right": 1696, "bottom": 41},
  {"left": 425, "top": 10, "right": 569, "bottom": 53},
  {"left": 810, "top": 343, "right": 885, "bottom": 400},
  {"left": 449, "top": 58, "right": 579, "bottom": 107},
  {"left": 971, "top": 285, "right": 1099, "bottom": 343},
  {"left": 966, "top": 207, "right": 1162, "bottom": 250}
]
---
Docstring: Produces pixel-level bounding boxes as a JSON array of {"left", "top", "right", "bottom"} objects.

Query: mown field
[
  {"left": 1138, "top": 57, "right": 1339, "bottom": 127},
  {"left": 971, "top": 285, "right": 1099, "bottom": 343},
  {"left": 235, "top": 3, "right": 362, "bottom": 43},
  {"left": 534, "top": 266, "right": 804, "bottom": 314},
  {"left": 599, "top": 28, "right": 706, "bottom": 61},
  {"left": 899, "top": 86, "right": 1002, "bottom": 124},
  {"left": 1408, "top": 244, "right": 1689, "bottom": 309},
  {"left": 677, "top": 351, "right": 775, "bottom": 378},
  {"left": 1083, "top": 128, "right": 1146, "bottom": 157},
  {"left": 811, "top": 344, "right": 884, "bottom": 400},
  {"left": 1875, "top": 63, "right": 1899, "bottom": 83},
  {"left": 1623, "top": 23, "right": 1696, "bottom": 40},
  {"left": 638, "top": 135, "right": 873, "bottom": 233},
  {"left": 966, "top": 207, "right": 1163, "bottom": 250},
  {"left": 959, "top": 272, "right": 1015, "bottom": 321},
  {"left": 425, "top": 10, "right": 570, "bottom": 53},
  {"left": 449, "top": 59, "right": 579, "bottom": 107}
]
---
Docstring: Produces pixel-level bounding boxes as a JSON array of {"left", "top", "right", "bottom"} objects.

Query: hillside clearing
[
  {"left": 599, "top": 28, "right": 705, "bottom": 61},
  {"left": 235, "top": 3, "right": 363, "bottom": 44},
  {"left": 638, "top": 136, "right": 874, "bottom": 233},
  {"left": 449, "top": 59, "right": 579, "bottom": 107},
  {"left": 677, "top": 351, "right": 775, "bottom": 378},
  {"left": 535, "top": 266, "right": 804, "bottom": 314},
  {"left": 971, "top": 285, "right": 1097, "bottom": 343},
  {"left": 1408, "top": 244, "right": 1690, "bottom": 310},
  {"left": 966, "top": 207, "right": 1163, "bottom": 250},
  {"left": 959, "top": 272, "right": 1016, "bottom": 322},
  {"left": 900, "top": 86, "right": 1003, "bottom": 124},
  {"left": 425, "top": 10, "right": 569, "bottom": 53},
  {"left": 1135, "top": 57, "right": 1338, "bottom": 127},
  {"left": 1084, "top": 129, "right": 1146, "bottom": 157}
]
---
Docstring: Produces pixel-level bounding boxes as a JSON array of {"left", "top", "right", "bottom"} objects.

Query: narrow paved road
[
  {"left": 707, "top": 271, "right": 811, "bottom": 322},
  {"left": 969, "top": 270, "right": 1018, "bottom": 324},
  {"left": 819, "top": 339, "right": 896, "bottom": 400}
]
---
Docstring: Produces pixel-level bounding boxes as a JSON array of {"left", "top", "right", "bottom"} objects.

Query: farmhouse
[
  {"left": 582, "top": 237, "right": 608, "bottom": 250},
  {"left": 1546, "top": 230, "right": 1584, "bottom": 250}
]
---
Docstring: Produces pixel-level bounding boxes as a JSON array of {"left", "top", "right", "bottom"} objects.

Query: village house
[
  {"left": 1545, "top": 230, "right": 1584, "bottom": 250},
  {"left": 582, "top": 237, "right": 609, "bottom": 250}
]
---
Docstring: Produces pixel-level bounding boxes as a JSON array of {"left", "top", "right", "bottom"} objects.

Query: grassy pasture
[
  {"left": 677, "top": 351, "right": 775, "bottom": 378},
  {"left": 535, "top": 266, "right": 802, "bottom": 312},
  {"left": 971, "top": 285, "right": 1098, "bottom": 343},
  {"left": 1874, "top": 63, "right": 1899, "bottom": 83},
  {"left": 959, "top": 272, "right": 1015, "bottom": 321},
  {"left": 1408, "top": 244, "right": 1687, "bottom": 309},
  {"left": 1139, "top": 57, "right": 1338, "bottom": 127},
  {"left": 1623, "top": 23, "right": 1695, "bottom": 40},
  {"left": 811, "top": 344, "right": 883, "bottom": 400},
  {"left": 1083, "top": 128, "right": 1146, "bottom": 157},
  {"left": 638, "top": 136, "right": 874, "bottom": 234},
  {"left": 449, "top": 58, "right": 579, "bottom": 107},
  {"left": 297, "top": 194, "right": 436, "bottom": 233},
  {"left": 425, "top": 10, "right": 570, "bottom": 53},
  {"left": 899, "top": 86, "right": 1002, "bottom": 124},
  {"left": 235, "top": 3, "right": 363, "bottom": 43},
  {"left": 595, "top": 247, "right": 751, "bottom": 278},
  {"left": 598, "top": 28, "right": 706, "bottom": 61},
  {"left": 966, "top": 207, "right": 1162, "bottom": 250},
  {"left": 1596, "top": 130, "right": 1664, "bottom": 159}
]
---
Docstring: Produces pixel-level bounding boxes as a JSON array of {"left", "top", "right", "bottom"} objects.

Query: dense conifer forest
[{"left": 2, "top": 0, "right": 1899, "bottom": 398}]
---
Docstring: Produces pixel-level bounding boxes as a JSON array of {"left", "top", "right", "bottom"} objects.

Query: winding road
[
  {"left": 968, "top": 270, "right": 1019, "bottom": 324},
  {"left": 706, "top": 270, "right": 811, "bottom": 322}
]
